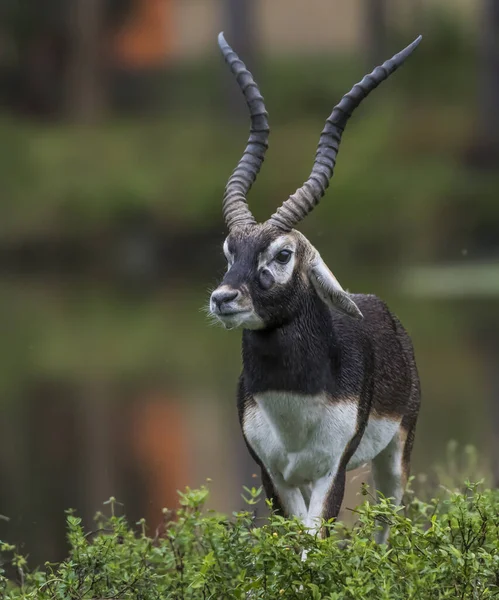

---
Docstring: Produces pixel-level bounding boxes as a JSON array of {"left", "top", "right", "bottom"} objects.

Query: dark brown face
[
  {"left": 209, "top": 225, "right": 363, "bottom": 330},
  {"left": 209, "top": 225, "right": 308, "bottom": 330}
]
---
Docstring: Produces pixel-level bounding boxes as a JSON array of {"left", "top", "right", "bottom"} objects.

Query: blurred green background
[{"left": 0, "top": 0, "right": 499, "bottom": 565}]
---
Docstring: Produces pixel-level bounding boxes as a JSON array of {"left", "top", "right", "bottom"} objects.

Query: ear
[{"left": 308, "top": 254, "right": 363, "bottom": 320}]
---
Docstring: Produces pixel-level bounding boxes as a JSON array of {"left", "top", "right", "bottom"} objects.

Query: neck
[{"left": 242, "top": 294, "right": 337, "bottom": 395}]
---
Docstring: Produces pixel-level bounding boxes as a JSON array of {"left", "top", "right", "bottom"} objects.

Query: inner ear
[{"left": 308, "top": 256, "right": 363, "bottom": 320}]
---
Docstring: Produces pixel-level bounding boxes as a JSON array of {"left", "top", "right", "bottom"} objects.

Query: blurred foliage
[
  {"left": 1, "top": 28, "right": 495, "bottom": 270},
  {"left": 0, "top": 85, "right": 471, "bottom": 253},
  {"left": 0, "top": 281, "right": 240, "bottom": 396},
  {"left": 0, "top": 2, "right": 488, "bottom": 246},
  {"left": 3, "top": 479, "right": 499, "bottom": 598},
  {"left": 1, "top": 0, "right": 133, "bottom": 39},
  {"left": 0, "top": 25, "right": 480, "bottom": 236}
]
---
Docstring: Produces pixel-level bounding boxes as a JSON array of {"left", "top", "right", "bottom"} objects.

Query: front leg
[
  {"left": 305, "top": 368, "right": 376, "bottom": 535},
  {"left": 304, "top": 462, "right": 353, "bottom": 541},
  {"left": 304, "top": 462, "right": 342, "bottom": 533},
  {"left": 271, "top": 473, "right": 308, "bottom": 521},
  {"left": 300, "top": 465, "right": 342, "bottom": 562},
  {"left": 261, "top": 465, "right": 308, "bottom": 520},
  {"left": 305, "top": 410, "right": 369, "bottom": 535}
]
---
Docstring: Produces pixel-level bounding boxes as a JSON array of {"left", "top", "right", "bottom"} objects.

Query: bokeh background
[{"left": 0, "top": 0, "right": 498, "bottom": 566}]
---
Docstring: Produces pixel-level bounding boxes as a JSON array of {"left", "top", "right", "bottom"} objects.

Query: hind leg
[{"left": 371, "top": 418, "right": 415, "bottom": 544}]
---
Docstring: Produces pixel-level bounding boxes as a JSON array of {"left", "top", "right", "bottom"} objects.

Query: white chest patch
[{"left": 243, "top": 392, "right": 400, "bottom": 487}]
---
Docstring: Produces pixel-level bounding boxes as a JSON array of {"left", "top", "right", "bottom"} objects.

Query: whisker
[{"left": 206, "top": 315, "right": 222, "bottom": 328}]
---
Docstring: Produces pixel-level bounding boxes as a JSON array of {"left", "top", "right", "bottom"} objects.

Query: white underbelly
[{"left": 243, "top": 392, "right": 400, "bottom": 486}]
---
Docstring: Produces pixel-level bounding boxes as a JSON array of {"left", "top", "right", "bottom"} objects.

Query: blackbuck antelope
[{"left": 209, "top": 32, "right": 421, "bottom": 543}]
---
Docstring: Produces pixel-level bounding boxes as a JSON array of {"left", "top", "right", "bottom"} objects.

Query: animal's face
[{"left": 209, "top": 224, "right": 362, "bottom": 330}]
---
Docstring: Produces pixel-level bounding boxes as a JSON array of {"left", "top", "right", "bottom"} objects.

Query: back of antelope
[{"left": 208, "top": 32, "right": 422, "bottom": 544}]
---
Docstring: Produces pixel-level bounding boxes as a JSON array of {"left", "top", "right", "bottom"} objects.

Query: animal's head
[{"left": 210, "top": 33, "right": 421, "bottom": 331}]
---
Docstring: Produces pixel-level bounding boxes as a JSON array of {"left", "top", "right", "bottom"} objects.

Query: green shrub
[{"left": 2, "top": 481, "right": 499, "bottom": 599}]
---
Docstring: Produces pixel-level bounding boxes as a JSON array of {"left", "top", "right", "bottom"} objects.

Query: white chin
[{"left": 215, "top": 311, "right": 264, "bottom": 330}]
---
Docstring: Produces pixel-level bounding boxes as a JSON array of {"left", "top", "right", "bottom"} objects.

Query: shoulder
[
  {"left": 331, "top": 293, "right": 410, "bottom": 345},
  {"left": 333, "top": 293, "right": 394, "bottom": 327},
  {"left": 349, "top": 293, "right": 390, "bottom": 316},
  {"left": 345, "top": 294, "right": 413, "bottom": 353}
]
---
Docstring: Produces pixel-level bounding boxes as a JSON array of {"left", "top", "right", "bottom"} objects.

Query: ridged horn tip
[{"left": 399, "top": 35, "right": 423, "bottom": 59}]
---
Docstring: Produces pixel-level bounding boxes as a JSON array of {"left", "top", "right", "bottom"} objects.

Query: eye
[{"left": 274, "top": 249, "right": 292, "bottom": 264}]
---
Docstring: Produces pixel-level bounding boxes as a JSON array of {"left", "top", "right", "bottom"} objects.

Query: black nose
[{"left": 212, "top": 288, "right": 239, "bottom": 310}]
